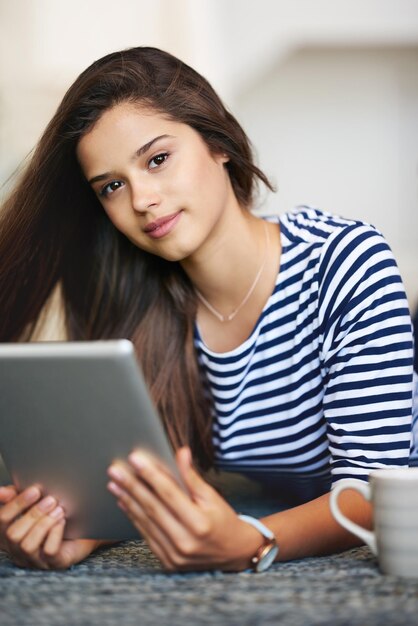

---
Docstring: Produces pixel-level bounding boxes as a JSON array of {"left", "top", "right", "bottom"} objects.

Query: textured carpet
[
  {"left": 2, "top": 543, "right": 418, "bottom": 626},
  {"left": 1, "top": 472, "right": 418, "bottom": 625}
]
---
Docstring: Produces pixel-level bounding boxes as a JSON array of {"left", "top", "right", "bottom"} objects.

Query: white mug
[{"left": 329, "top": 468, "right": 418, "bottom": 578}]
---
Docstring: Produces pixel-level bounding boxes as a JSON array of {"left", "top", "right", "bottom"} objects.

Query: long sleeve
[{"left": 318, "top": 223, "right": 414, "bottom": 483}]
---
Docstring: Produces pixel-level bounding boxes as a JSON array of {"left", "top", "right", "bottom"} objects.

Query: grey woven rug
[
  {"left": 1, "top": 471, "right": 418, "bottom": 625},
  {"left": 2, "top": 543, "right": 418, "bottom": 626}
]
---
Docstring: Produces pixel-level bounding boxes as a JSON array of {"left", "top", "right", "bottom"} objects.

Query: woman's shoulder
[
  {"left": 275, "top": 206, "right": 379, "bottom": 247},
  {"left": 263, "top": 206, "right": 392, "bottom": 286}
]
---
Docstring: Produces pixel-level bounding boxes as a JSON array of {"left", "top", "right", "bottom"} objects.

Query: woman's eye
[
  {"left": 99, "top": 180, "right": 124, "bottom": 197},
  {"left": 148, "top": 152, "right": 169, "bottom": 169}
]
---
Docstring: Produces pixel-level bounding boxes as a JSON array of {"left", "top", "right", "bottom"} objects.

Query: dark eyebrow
[
  {"left": 135, "top": 134, "right": 173, "bottom": 158},
  {"left": 87, "top": 134, "right": 174, "bottom": 185}
]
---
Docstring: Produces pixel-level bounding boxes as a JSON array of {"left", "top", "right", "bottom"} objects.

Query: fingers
[
  {"left": 16, "top": 507, "right": 64, "bottom": 568},
  {"left": 0, "top": 486, "right": 42, "bottom": 531},
  {"left": 42, "top": 520, "right": 66, "bottom": 559},
  {"left": 107, "top": 452, "right": 214, "bottom": 566},
  {"left": 8, "top": 503, "right": 64, "bottom": 567},
  {"left": 107, "top": 464, "right": 188, "bottom": 544},
  {"left": 107, "top": 450, "right": 242, "bottom": 572},
  {"left": 129, "top": 451, "right": 200, "bottom": 518},
  {"left": 107, "top": 458, "right": 196, "bottom": 569},
  {"left": 6, "top": 497, "right": 64, "bottom": 544},
  {"left": 175, "top": 447, "right": 213, "bottom": 503},
  {"left": 114, "top": 490, "right": 177, "bottom": 568},
  {"left": 0, "top": 486, "right": 66, "bottom": 570},
  {"left": 0, "top": 485, "right": 18, "bottom": 504},
  {"left": 0, "top": 487, "right": 101, "bottom": 571}
]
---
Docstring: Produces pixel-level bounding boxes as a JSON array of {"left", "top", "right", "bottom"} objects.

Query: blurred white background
[{"left": 0, "top": 0, "right": 417, "bottom": 308}]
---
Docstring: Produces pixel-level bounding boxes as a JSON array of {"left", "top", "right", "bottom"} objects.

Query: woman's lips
[{"left": 143, "top": 211, "right": 183, "bottom": 239}]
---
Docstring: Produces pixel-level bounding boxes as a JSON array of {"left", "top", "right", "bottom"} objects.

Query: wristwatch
[{"left": 238, "top": 514, "right": 279, "bottom": 572}]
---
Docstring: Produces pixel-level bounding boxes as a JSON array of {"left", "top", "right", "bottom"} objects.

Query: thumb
[
  {"left": 0, "top": 485, "right": 18, "bottom": 504},
  {"left": 176, "top": 447, "right": 211, "bottom": 502}
]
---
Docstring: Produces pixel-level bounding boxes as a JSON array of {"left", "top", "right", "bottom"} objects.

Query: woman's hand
[
  {"left": 107, "top": 447, "right": 263, "bottom": 572},
  {"left": 0, "top": 485, "right": 99, "bottom": 570}
]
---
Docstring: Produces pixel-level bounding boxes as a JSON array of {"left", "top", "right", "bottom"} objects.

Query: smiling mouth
[{"left": 143, "top": 211, "right": 183, "bottom": 239}]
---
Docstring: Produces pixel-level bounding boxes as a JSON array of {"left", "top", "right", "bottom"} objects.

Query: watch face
[{"left": 256, "top": 544, "right": 279, "bottom": 573}]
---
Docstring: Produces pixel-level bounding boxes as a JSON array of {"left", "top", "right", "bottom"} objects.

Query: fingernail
[
  {"left": 24, "top": 487, "right": 41, "bottom": 502},
  {"left": 49, "top": 506, "right": 64, "bottom": 519},
  {"left": 129, "top": 452, "right": 147, "bottom": 470},
  {"left": 107, "top": 481, "right": 123, "bottom": 497},
  {"left": 38, "top": 496, "right": 56, "bottom": 511},
  {"left": 108, "top": 466, "right": 125, "bottom": 481}
]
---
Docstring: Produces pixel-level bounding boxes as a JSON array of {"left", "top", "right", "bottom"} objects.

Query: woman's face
[{"left": 77, "top": 102, "right": 234, "bottom": 262}]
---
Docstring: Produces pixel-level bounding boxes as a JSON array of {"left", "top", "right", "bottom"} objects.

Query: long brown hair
[{"left": 0, "top": 47, "right": 273, "bottom": 469}]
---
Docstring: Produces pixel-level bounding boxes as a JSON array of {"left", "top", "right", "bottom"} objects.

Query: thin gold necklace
[{"left": 195, "top": 221, "right": 270, "bottom": 323}]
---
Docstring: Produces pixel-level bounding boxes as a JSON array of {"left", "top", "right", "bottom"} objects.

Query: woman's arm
[
  {"left": 261, "top": 488, "right": 371, "bottom": 563},
  {"left": 107, "top": 447, "right": 372, "bottom": 572},
  {"left": 268, "top": 224, "right": 412, "bottom": 563}
]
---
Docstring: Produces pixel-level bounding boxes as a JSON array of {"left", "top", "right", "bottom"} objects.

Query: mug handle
[{"left": 329, "top": 479, "right": 377, "bottom": 555}]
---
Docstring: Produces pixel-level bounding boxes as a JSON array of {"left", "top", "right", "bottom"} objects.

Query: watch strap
[
  {"left": 238, "top": 514, "right": 275, "bottom": 540},
  {"left": 238, "top": 514, "right": 279, "bottom": 572}
]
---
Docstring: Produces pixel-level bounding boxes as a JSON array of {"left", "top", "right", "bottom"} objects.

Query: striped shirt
[{"left": 195, "top": 208, "right": 414, "bottom": 503}]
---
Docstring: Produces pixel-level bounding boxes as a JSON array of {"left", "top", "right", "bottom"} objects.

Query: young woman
[{"left": 0, "top": 47, "right": 415, "bottom": 572}]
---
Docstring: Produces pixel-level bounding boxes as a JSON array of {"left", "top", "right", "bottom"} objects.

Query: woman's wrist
[{"left": 223, "top": 518, "right": 267, "bottom": 572}]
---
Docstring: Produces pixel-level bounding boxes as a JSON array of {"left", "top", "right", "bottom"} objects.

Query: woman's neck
[
  {"left": 181, "top": 209, "right": 267, "bottom": 314},
  {"left": 182, "top": 207, "right": 281, "bottom": 353}
]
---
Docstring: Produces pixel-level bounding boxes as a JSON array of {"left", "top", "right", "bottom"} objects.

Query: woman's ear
[{"left": 213, "top": 152, "right": 230, "bottom": 165}]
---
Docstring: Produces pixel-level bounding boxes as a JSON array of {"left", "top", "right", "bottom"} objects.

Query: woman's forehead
[
  {"left": 78, "top": 105, "right": 170, "bottom": 151},
  {"left": 75, "top": 103, "right": 203, "bottom": 173},
  {"left": 80, "top": 103, "right": 178, "bottom": 142}
]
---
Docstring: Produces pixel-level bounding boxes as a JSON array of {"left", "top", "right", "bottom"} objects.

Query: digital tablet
[{"left": 0, "top": 340, "right": 182, "bottom": 540}]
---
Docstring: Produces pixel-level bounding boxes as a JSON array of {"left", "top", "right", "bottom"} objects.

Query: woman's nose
[{"left": 130, "top": 180, "right": 161, "bottom": 213}]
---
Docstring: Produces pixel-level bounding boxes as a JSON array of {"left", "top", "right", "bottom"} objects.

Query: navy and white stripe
[{"left": 195, "top": 208, "right": 414, "bottom": 500}]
